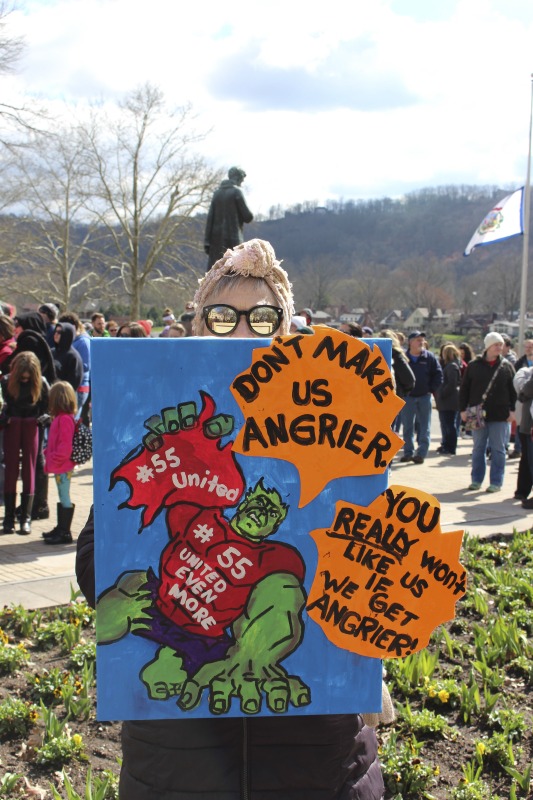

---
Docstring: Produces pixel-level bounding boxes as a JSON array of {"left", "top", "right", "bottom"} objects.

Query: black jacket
[
  {"left": 459, "top": 355, "right": 516, "bottom": 422},
  {"left": 392, "top": 348, "right": 415, "bottom": 398},
  {"left": 436, "top": 361, "right": 461, "bottom": 412},
  {"left": 51, "top": 322, "right": 83, "bottom": 391},
  {"left": 76, "top": 508, "right": 385, "bottom": 800}
]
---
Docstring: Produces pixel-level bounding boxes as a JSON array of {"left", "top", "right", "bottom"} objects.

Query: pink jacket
[{"left": 44, "top": 413, "right": 76, "bottom": 474}]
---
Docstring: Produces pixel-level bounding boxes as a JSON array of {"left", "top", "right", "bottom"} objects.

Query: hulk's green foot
[{"left": 141, "top": 646, "right": 188, "bottom": 700}]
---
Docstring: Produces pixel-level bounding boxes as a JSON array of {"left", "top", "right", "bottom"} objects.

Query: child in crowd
[
  {"left": 2, "top": 352, "right": 49, "bottom": 535},
  {"left": 43, "top": 381, "right": 77, "bottom": 545}
]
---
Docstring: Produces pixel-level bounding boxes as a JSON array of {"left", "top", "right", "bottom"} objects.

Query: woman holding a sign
[{"left": 77, "top": 239, "right": 387, "bottom": 800}]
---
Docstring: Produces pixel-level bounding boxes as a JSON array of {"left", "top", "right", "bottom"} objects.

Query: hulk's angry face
[{"left": 230, "top": 480, "right": 288, "bottom": 541}]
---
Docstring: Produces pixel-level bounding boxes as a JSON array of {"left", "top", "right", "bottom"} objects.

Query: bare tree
[
  {"left": 291, "top": 255, "right": 340, "bottom": 310},
  {"left": 390, "top": 257, "right": 455, "bottom": 317},
  {"left": 0, "top": 2, "right": 40, "bottom": 137},
  {"left": 80, "top": 84, "right": 221, "bottom": 317},
  {"left": 0, "top": 126, "right": 105, "bottom": 308}
]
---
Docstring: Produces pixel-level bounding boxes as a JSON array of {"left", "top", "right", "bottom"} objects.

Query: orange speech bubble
[
  {"left": 306, "top": 485, "right": 466, "bottom": 658},
  {"left": 231, "top": 329, "right": 404, "bottom": 506}
]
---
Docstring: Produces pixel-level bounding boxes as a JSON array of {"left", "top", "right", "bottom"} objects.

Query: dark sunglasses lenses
[{"left": 204, "top": 305, "right": 282, "bottom": 336}]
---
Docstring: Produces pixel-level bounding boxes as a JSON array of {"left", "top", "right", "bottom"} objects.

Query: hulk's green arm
[
  {"left": 179, "top": 572, "right": 310, "bottom": 715},
  {"left": 228, "top": 571, "right": 306, "bottom": 664}
]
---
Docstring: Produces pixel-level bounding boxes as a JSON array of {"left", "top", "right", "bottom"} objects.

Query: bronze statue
[{"left": 204, "top": 167, "right": 254, "bottom": 269}]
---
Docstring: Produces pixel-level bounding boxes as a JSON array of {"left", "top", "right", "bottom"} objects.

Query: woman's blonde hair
[
  {"left": 7, "top": 352, "right": 42, "bottom": 402},
  {"left": 48, "top": 381, "right": 77, "bottom": 416},
  {"left": 442, "top": 344, "right": 460, "bottom": 364}
]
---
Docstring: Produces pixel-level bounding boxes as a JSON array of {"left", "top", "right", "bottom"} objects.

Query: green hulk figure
[{"left": 97, "top": 481, "right": 311, "bottom": 715}]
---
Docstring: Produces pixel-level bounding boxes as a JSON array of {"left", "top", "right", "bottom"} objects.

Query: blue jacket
[{"left": 406, "top": 349, "right": 443, "bottom": 396}]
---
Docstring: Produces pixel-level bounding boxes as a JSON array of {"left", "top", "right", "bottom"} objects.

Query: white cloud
[{"left": 5, "top": 0, "right": 533, "bottom": 213}]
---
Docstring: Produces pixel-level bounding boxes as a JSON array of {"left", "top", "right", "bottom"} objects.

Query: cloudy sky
[{"left": 5, "top": 0, "right": 533, "bottom": 215}]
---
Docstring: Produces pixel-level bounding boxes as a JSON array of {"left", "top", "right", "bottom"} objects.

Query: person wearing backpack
[{"left": 42, "top": 381, "right": 77, "bottom": 545}]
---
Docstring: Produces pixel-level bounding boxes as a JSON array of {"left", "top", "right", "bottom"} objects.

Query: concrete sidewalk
[{"left": 0, "top": 424, "right": 530, "bottom": 610}]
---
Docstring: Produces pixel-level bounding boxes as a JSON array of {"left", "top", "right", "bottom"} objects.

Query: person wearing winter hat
[{"left": 460, "top": 331, "right": 516, "bottom": 492}]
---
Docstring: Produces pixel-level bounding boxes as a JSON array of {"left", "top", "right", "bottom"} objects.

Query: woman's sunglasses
[{"left": 202, "top": 304, "right": 283, "bottom": 337}]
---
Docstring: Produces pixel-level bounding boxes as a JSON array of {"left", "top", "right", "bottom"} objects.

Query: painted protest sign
[
  {"left": 307, "top": 487, "right": 465, "bottom": 658},
  {"left": 92, "top": 329, "right": 465, "bottom": 722}
]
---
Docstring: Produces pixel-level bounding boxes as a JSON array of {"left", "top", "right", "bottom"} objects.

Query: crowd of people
[
  {"left": 0, "top": 297, "right": 528, "bottom": 547},
  {"left": 0, "top": 301, "right": 199, "bottom": 545},
  {"left": 371, "top": 327, "right": 526, "bottom": 501}
]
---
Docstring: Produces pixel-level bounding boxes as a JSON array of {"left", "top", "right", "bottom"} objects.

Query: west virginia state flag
[{"left": 464, "top": 187, "right": 524, "bottom": 256}]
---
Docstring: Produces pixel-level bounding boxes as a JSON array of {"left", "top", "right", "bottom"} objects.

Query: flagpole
[{"left": 518, "top": 74, "right": 533, "bottom": 352}]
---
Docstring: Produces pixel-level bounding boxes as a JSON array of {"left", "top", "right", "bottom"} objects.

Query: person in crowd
[
  {"left": 379, "top": 329, "right": 415, "bottom": 433},
  {"left": 58, "top": 312, "right": 90, "bottom": 421},
  {"left": 0, "top": 315, "right": 16, "bottom": 372},
  {"left": 90, "top": 313, "right": 109, "bottom": 338},
  {"left": 436, "top": 344, "right": 461, "bottom": 456},
  {"left": 502, "top": 335, "right": 517, "bottom": 365},
  {"left": 339, "top": 321, "right": 363, "bottom": 337},
  {"left": 290, "top": 315, "right": 307, "bottom": 332},
  {"left": 298, "top": 308, "right": 313, "bottom": 325},
  {"left": 13, "top": 311, "right": 47, "bottom": 339},
  {"left": 8, "top": 325, "right": 57, "bottom": 520},
  {"left": 460, "top": 332, "right": 516, "bottom": 493},
  {"left": 400, "top": 330, "right": 443, "bottom": 464},
  {"left": 42, "top": 381, "right": 77, "bottom": 545},
  {"left": 76, "top": 238, "right": 388, "bottom": 800},
  {"left": 52, "top": 322, "right": 83, "bottom": 393},
  {"left": 179, "top": 311, "right": 195, "bottom": 336},
  {"left": 0, "top": 315, "right": 15, "bottom": 503},
  {"left": 137, "top": 320, "right": 153, "bottom": 337},
  {"left": 459, "top": 342, "right": 474, "bottom": 366},
  {"left": 116, "top": 322, "right": 148, "bottom": 338},
  {"left": 502, "top": 335, "right": 518, "bottom": 456},
  {"left": 514, "top": 337, "right": 533, "bottom": 372},
  {"left": 508, "top": 338, "right": 533, "bottom": 459},
  {"left": 159, "top": 308, "right": 175, "bottom": 338},
  {"left": 2, "top": 352, "right": 49, "bottom": 535},
  {"left": 38, "top": 303, "right": 59, "bottom": 349},
  {"left": 512, "top": 363, "right": 533, "bottom": 502},
  {"left": 362, "top": 325, "right": 374, "bottom": 336},
  {"left": 166, "top": 322, "right": 186, "bottom": 338},
  {"left": 105, "top": 321, "right": 119, "bottom": 337}
]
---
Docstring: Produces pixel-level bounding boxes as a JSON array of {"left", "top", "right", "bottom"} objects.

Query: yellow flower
[
  {"left": 433, "top": 765, "right": 440, "bottom": 776},
  {"left": 72, "top": 734, "right": 83, "bottom": 747},
  {"left": 438, "top": 689, "right": 450, "bottom": 703},
  {"left": 428, "top": 687, "right": 437, "bottom": 698},
  {"left": 476, "top": 742, "right": 486, "bottom": 757}
]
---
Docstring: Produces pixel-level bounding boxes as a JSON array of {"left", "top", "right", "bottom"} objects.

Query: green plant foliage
[
  {"left": 50, "top": 766, "right": 119, "bottom": 800},
  {"left": 0, "top": 697, "right": 39, "bottom": 739},
  {"left": 0, "top": 639, "right": 29, "bottom": 676},
  {"left": 69, "top": 641, "right": 96, "bottom": 670},
  {"left": 398, "top": 702, "right": 454, "bottom": 739},
  {"left": 28, "top": 668, "right": 77, "bottom": 705},
  {"left": 379, "top": 731, "right": 438, "bottom": 799}
]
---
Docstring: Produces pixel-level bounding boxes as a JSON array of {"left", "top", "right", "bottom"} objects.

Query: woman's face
[
  {"left": 201, "top": 284, "right": 280, "bottom": 339},
  {"left": 485, "top": 342, "right": 503, "bottom": 360}
]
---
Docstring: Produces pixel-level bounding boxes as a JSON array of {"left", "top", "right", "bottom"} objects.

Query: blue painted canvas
[{"left": 92, "top": 334, "right": 395, "bottom": 720}]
